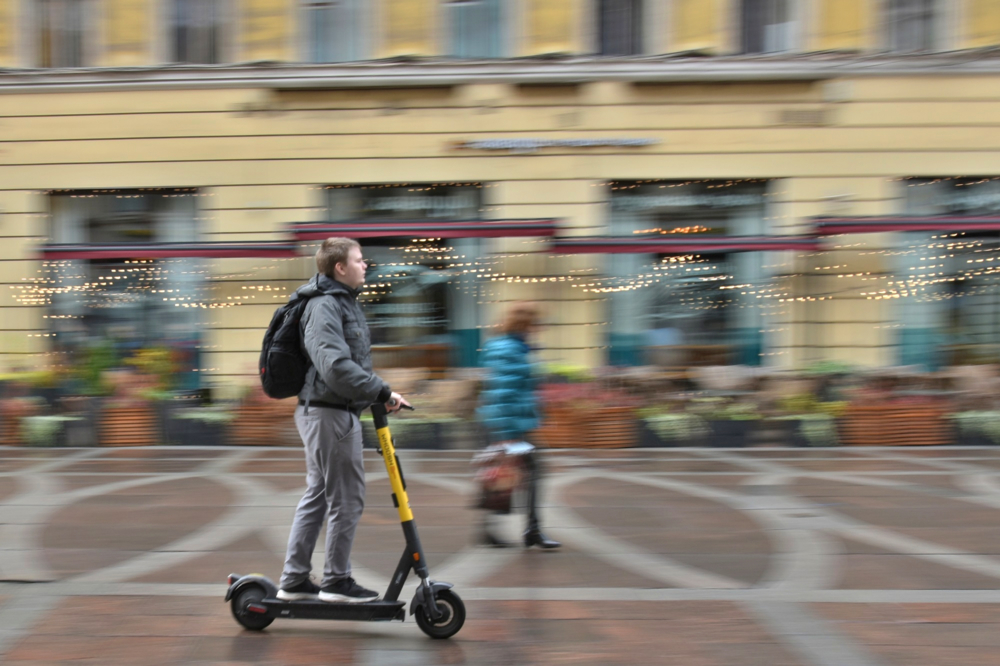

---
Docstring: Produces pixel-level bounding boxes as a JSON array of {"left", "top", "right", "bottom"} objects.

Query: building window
[
  {"left": 171, "top": 0, "right": 223, "bottom": 64},
  {"left": 302, "top": 0, "right": 362, "bottom": 62},
  {"left": 895, "top": 177, "right": 1000, "bottom": 367},
  {"left": 741, "top": 0, "right": 794, "bottom": 54},
  {"left": 37, "top": 0, "right": 88, "bottom": 68},
  {"left": 598, "top": 0, "right": 642, "bottom": 55},
  {"left": 887, "top": 0, "right": 937, "bottom": 52},
  {"left": 605, "top": 180, "right": 773, "bottom": 367},
  {"left": 447, "top": 0, "right": 503, "bottom": 58},
  {"left": 326, "top": 183, "right": 486, "bottom": 368},
  {"left": 47, "top": 190, "right": 205, "bottom": 388}
]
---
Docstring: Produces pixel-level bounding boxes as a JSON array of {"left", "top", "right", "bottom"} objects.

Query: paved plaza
[{"left": 2, "top": 444, "right": 1000, "bottom": 665}]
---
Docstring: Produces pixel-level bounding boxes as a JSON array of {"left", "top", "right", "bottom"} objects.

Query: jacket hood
[{"left": 292, "top": 273, "right": 357, "bottom": 301}]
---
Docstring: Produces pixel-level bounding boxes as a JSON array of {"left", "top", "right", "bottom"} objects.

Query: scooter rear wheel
[
  {"left": 231, "top": 585, "right": 274, "bottom": 631},
  {"left": 415, "top": 589, "right": 465, "bottom": 639}
]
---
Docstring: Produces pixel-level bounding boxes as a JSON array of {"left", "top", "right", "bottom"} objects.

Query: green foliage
[
  {"left": 689, "top": 398, "right": 760, "bottom": 421},
  {"left": 951, "top": 411, "right": 1000, "bottom": 443},
  {"left": 21, "top": 415, "right": 81, "bottom": 447},
  {"left": 817, "top": 401, "right": 849, "bottom": 418},
  {"left": 643, "top": 412, "right": 710, "bottom": 442},
  {"left": 803, "top": 360, "right": 854, "bottom": 376},
  {"left": 174, "top": 407, "right": 235, "bottom": 424},
  {"left": 76, "top": 340, "right": 118, "bottom": 396},
  {"left": 126, "top": 347, "right": 176, "bottom": 391},
  {"left": 0, "top": 371, "right": 57, "bottom": 388},
  {"left": 542, "top": 363, "right": 593, "bottom": 383},
  {"left": 777, "top": 413, "right": 839, "bottom": 447},
  {"left": 778, "top": 394, "right": 848, "bottom": 418}
]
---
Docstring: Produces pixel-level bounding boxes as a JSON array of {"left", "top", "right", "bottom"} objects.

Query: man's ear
[{"left": 334, "top": 261, "right": 345, "bottom": 276}]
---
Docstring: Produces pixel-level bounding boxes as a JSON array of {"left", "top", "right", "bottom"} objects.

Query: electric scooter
[{"left": 225, "top": 402, "right": 466, "bottom": 639}]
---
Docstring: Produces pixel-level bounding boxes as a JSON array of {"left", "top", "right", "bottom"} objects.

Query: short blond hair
[
  {"left": 316, "top": 237, "right": 361, "bottom": 278},
  {"left": 499, "top": 301, "right": 540, "bottom": 335}
]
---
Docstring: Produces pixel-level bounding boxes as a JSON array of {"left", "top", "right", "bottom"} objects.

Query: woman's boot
[{"left": 522, "top": 450, "right": 561, "bottom": 549}]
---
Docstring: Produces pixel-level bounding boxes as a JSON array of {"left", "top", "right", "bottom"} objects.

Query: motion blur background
[
  {"left": 7, "top": 4, "right": 1000, "bottom": 665},
  {"left": 3, "top": 1, "right": 1000, "bottom": 448}
]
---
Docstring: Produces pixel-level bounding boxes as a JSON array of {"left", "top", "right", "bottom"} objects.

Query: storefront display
[
  {"left": 327, "top": 184, "right": 486, "bottom": 368},
  {"left": 603, "top": 180, "right": 778, "bottom": 367},
  {"left": 42, "top": 190, "right": 205, "bottom": 390}
]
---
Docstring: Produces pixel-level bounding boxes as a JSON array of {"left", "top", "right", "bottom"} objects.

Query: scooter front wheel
[{"left": 415, "top": 589, "right": 465, "bottom": 639}]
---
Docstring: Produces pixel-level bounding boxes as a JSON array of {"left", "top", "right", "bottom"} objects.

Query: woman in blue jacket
[{"left": 477, "top": 302, "right": 561, "bottom": 549}]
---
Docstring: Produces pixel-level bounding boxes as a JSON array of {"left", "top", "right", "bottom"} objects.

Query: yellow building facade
[{"left": 3, "top": 0, "right": 1000, "bottom": 394}]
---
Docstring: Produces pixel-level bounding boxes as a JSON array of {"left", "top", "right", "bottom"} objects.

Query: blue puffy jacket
[{"left": 477, "top": 334, "right": 539, "bottom": 442}]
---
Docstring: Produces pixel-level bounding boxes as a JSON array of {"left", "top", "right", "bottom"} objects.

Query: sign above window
[
  {"left": 327, "top": 183, "right": 483, "bottom": 221},
  {"left": 452, "top": 138, "right": 658, "bottom": 153}
]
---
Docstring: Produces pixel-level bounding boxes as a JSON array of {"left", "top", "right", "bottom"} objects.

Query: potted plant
[
  {"left": 773, "top": 394, "right": 848, "bottom": 447},
  {"left": 692, "top": 398, "right": 761, "bottom": 448},
  {"left": 536, "top": 381, "right": 639, "bottom": 448},
  {"left": 163, "top": 406, "right": 234, "bottom": 446},
  {"left": 637, "top": 407, "right": 710, "bottom": 447},
  {"left": 950, "top": 411, "right": 1000, "bottom": 446},
  {"left": 0, "top": 380, "right": 45, "bottom": 445},
  {"left": 841, "top": 395, "right": 952, "bottom": 447},
  {"left": 360, "top": 412, "right": 459, "bottom": 450},
  {"left": 21, "top": 414, "right": 83, "bottom": 447}
]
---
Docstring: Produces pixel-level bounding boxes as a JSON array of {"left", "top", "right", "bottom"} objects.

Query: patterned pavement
[{"left": 3, "top": 444, "right": 1000, "bottom": 665}]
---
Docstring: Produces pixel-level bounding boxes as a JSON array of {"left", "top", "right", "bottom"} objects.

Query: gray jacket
[{"left": 295, "top": 274, "right": 391, "bottom": 410}]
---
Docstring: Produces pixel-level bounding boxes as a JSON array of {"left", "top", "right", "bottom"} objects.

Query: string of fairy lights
[{"left": 15, "top": 177, "right": 1000, "bottom": 365}]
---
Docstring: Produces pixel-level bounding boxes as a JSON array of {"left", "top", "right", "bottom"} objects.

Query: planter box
[
  {"left": 955, "top": 433, "right": 995, "bottom": 447},
  {"left": 163, "top": 415, "right": 230, "bottom": 446},
  {"left": 537, "top": 405, "right": 637, "bottom": 448},
  {"left": 706, "top": 420, "right": 756, "bottom": 448},
  {"left": 230, "top": 399, "right": 298, "bottom": 446},
  {"left": 637, "top": 419, "right": 708, "bottom": 448},
  {"left": 841, "top": 403, "right": 952, "bottom": 446},
  {"left": 99, "top": 405, "right": 160, "bottom": 446},
  {"left": 22, "top": 415, "right": 82, "bottom": 447},
  {"left": 0, "top": 399, "right": 43, "bottom": 445},
  {"left": 361, "top": 420, "right": 453, "bottom": 450},
  {"left": 63, "top": 412, "right": 98, "bottom": 447},
  {"left": 763, "top": 419, "right": 813, "bottom": 448}
]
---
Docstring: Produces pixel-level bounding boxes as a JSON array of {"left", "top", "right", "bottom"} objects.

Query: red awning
[
  {"left": 815, "top": 216, "right": 1000, "bottom": 235},
  {"left": 551, "top": 236, "right": 819, "bottom": 254},
  {"left": 39, "top": 242, "right": 300, "bottom": 260},
  {"left": 291, "top": 219, "right": 559, "bottom": 240}
]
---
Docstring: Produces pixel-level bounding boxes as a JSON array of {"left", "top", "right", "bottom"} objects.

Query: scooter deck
[{"left": 262, "top": 598, "right": 406, "bottom": 622}]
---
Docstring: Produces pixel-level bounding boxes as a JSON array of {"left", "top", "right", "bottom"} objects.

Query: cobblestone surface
[{"left": 3, "top": 445, "right": 1000, "bottom": 665}]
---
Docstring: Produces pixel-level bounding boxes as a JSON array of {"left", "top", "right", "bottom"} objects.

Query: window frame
[
  {"left": 740, "top": 0, "right": 798, "bottom": 55},
  {"left": 32, "top": 0, "right": 94, "bottom": 68},
  {"left": 299, "top": 0, "right": 368, "bottom": 63},
  {"left": 444, "top": 0, "right": 506, "bottom": 58},
  {"left": 595, "top": 0, "right": 644, "bottom": 56},
  {"left": 167, "top": 0, "right": 229, "bottom": 65},
  {"left": 884, "top": 0, "right": 940, "bottom": 53}
]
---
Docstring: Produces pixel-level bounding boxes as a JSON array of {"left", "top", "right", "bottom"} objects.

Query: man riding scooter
[{"left": 277, "top": 237, "right": 411, "bottom": 603}]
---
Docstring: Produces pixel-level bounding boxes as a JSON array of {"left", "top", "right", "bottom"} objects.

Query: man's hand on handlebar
[{"left": 386, "top": 392, "right": 412, "bottom": 414}]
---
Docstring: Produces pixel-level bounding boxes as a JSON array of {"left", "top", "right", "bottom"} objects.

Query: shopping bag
[{"left": 471, "top": 444, "right": 524, "bottom": 513}]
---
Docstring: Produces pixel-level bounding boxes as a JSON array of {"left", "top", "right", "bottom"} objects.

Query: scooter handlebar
[{"left": 371, "top": 401, "right": 415, "bottom": 429}]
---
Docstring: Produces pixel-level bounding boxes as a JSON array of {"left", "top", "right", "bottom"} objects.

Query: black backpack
[{"left": 259, "top": 292, "right": 329, "bottom": 399}]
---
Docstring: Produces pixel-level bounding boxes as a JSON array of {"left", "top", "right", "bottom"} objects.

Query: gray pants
[{"left": 280, "top": 404, "right": 365, "bottom": 589}]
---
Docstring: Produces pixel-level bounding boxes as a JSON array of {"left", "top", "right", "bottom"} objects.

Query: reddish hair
[{"left": 499, "top": 301, "right": 540, "bottom": 335}]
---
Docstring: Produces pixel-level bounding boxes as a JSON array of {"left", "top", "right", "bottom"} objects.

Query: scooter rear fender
[{"left": 225, "top": 573, "right": 278, "bottom": 602}]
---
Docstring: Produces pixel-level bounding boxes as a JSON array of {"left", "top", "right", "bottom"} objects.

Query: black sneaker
[
  {"left": 276, "top": 578, "right": 320, "bottom": 601},
  {"left": 319, "top": 577, "right": 379, "bottom": 603}
]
